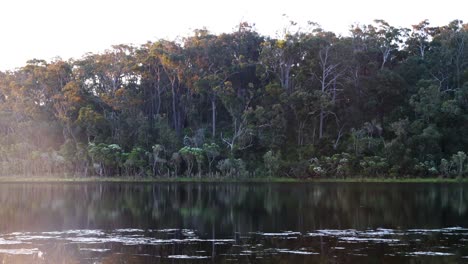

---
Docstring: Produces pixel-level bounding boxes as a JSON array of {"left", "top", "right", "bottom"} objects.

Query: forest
[{"left": 0, "top": 19, "right": 467, "bottom": 179}]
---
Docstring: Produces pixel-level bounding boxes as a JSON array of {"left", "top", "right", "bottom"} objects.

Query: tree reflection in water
[{"left": 0, "top": 183, "right": 466, "bottom": 263}]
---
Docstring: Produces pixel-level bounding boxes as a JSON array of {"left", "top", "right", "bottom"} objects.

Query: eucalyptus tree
[
  {"left": 149, "top": 40, "right": 187, "bottom": 137},
  {"left": 136, "top": 42, "right": 168, "bottom": 120},
  {"left": 258, "top": 21, "right": 309, "bottom": 93},
  {"left": 218, "top": 81, "right": 254, "bottom": 156},
  {"left": 428, "top": 20, "right": 467, "bottom": 90},
  {"left": 214, "top": 23, "right": 263, "bottom": 155},
  {"left": 349, "top": 20, "right": 405, "bottom": 70},
  {"left": 73, "top": 45, "right": 142, "bottom": 147},
  {"left": 309, "top": 31, "right": 344, "bottom": 140},
  {"left": 184, "top": 29, "right": 231, "bottom": 138},
  {"left": 0, "top": 20, "right": 466, "bottom": 178},
  {"left": 406, "top": 20, "right": 432, "bottom": 59},
  {"left": 203, "top": 143, "right": 220, "bottom": 176}
]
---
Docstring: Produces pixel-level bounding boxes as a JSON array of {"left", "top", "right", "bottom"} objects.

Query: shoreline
[{"left": 0, "top": 176, "right": 466, "bottom": 183}]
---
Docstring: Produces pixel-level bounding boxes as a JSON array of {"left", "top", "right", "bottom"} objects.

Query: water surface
[{"left": 0, "top": 182, "right": 467, "bottom": 263}]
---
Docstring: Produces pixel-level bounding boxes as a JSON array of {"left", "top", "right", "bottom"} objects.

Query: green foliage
[
  {"left": 203, "top": 143, "right": 220, "bottom": 176},
  {"left": 451, "top": 151, "right": 467, "bottom": 178},
  {"left": 151, "top": 144, "right": 167, "bottom": 176},
  {"left": 263, "top": 150, "right": 281, "bottom": 177},
  {"left": 360, "top": 156, "right": 389, "bottom": 177},
  {"left": 154, "top": 115, "right": 179, "bottom": 154},
  {"left": 217, "top": 158, "right": 247, "bottom": 178},
  {"left": 308, "top": 153, "right": 354, "bottom": 178},
  {"left": 88, "top": 143, "right": 124, "bottom": 176},
  {"left": 170, "top": 152, "right": 182, "bottom": 177},
  {"left": 77, "top": 106, "right": 108, "bottom": 142},
  {"left": 413, "top": 160, "right": 438, "bottom": 177},
  {"left": 0, "top": 20, "right": 467, "bottom": 179},
  {"left": 437, "top": 151, "right": 468, "bottom": 178},
  {"left": 124, "top": 147, "right": 150, "bottom": 176},
  {"left": 179, "top": 146, "right": 204, "bottom": 177},
  {"left": 439, "top": 158, "right": 452, "bottom": 177}
]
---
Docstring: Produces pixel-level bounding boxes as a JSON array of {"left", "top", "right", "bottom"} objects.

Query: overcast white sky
[{"left": 0, "top": 0, "right": 466, "bottom": 71}]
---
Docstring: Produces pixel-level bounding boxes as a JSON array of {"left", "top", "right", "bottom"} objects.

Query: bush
[
  {"left": 179, "top": 146, "right": 204, "bottom": 177},
  {"left": 308, "top": 152, "right": 354, "bottom": 178},
  {"left": 217, "top": 158, "right": 247, "bottom": 178},
  {"left": 413, "top": 160, "right": 438, "bottom": 177},
  {"left": 439, "top": 151, "right": 467, "bottom": 178},
  {"left": 360, "top": 156, "right": 389, "bottom": 177},
  {"left": 124, "top": 147, "right": 150, "bottom": 176},
  {"left": 263, "top": 150, "right": 281, "bottom": 177},
  {"left": 452, "top": 151, "right": 467, "bottom": 178}
]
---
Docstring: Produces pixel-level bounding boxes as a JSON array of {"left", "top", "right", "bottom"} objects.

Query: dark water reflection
[{"left": 0, "top": 182, "right": 467, "bottom": 263}]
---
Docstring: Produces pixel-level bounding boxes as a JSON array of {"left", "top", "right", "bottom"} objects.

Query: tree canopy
[{"left": 1, "top": 20, "right": 467, "bottom": 178}]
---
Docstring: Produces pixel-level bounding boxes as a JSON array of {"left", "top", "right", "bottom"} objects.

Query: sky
[{"left": 0, "top": 0, "right": 466, "bottom": 71}]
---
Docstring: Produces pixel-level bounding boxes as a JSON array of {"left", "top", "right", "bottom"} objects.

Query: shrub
[
  {"left": 360, "top": 156, "right": 389, "bottom": 177},
  {"left": 217, "top": 158, "right": 247, "bottom": 178},
  {"left": 263, "top": 150, "right": 281, "bottom": 177}
]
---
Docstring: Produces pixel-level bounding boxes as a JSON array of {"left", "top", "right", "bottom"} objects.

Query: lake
[{"left": 0, "top": 182, "right": 467, "bottom": 263}]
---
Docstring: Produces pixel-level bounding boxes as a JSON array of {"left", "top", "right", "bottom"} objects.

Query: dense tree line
[{"left": 0, "top": 20, "right": 467, "bottom": 178}]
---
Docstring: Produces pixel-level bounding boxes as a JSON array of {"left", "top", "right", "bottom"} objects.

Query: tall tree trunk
[
  {"left": 319, "top": 110, "right": 325, "bottom": 139},
  {"left": 171, "top": 83, "right": 179, "bottom": 137},
  {"left": 157, "top": 88, "right": 161, "bottom": 116},
  {"left": 211, "top": 96, "right": 216, "bottom": 138}
]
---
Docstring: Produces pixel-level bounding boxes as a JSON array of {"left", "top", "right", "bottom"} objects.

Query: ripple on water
[
  {"left": 276, "top": 249, "right": 319, "bottom": 255},
  {"left": 259, "top": 231, "right": 301, "bottom": 236},
  {"left": 42, "top": 229, "right": 105, "bottom": 236},
  {"left": 79, "top": 248, "right": 111, "bottom": 252},
  {"left": 403, "top": 251, "right": 456, "bottom": 256},
  {"left": 0, "top": 227, "right": 466, "bottom": 261},
  {"left": 114, "top": 229, "right": 145, "bottom": 233},
  {"left": 0, "top": 238, "right": 25, "bottom": 245},
  {"left": 0, "top": 248, "right": 42, "bottom": 255},
  {"left": 339, "top": 237, "right": 400, "bottom": 243},
  {"left": 167, "top": 255, "right": 210, "bottom": 259}
]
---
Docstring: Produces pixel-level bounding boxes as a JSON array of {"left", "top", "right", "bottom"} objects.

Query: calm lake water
[{"left": 0, "top": 182, "right": 467, "bottom": 263}]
